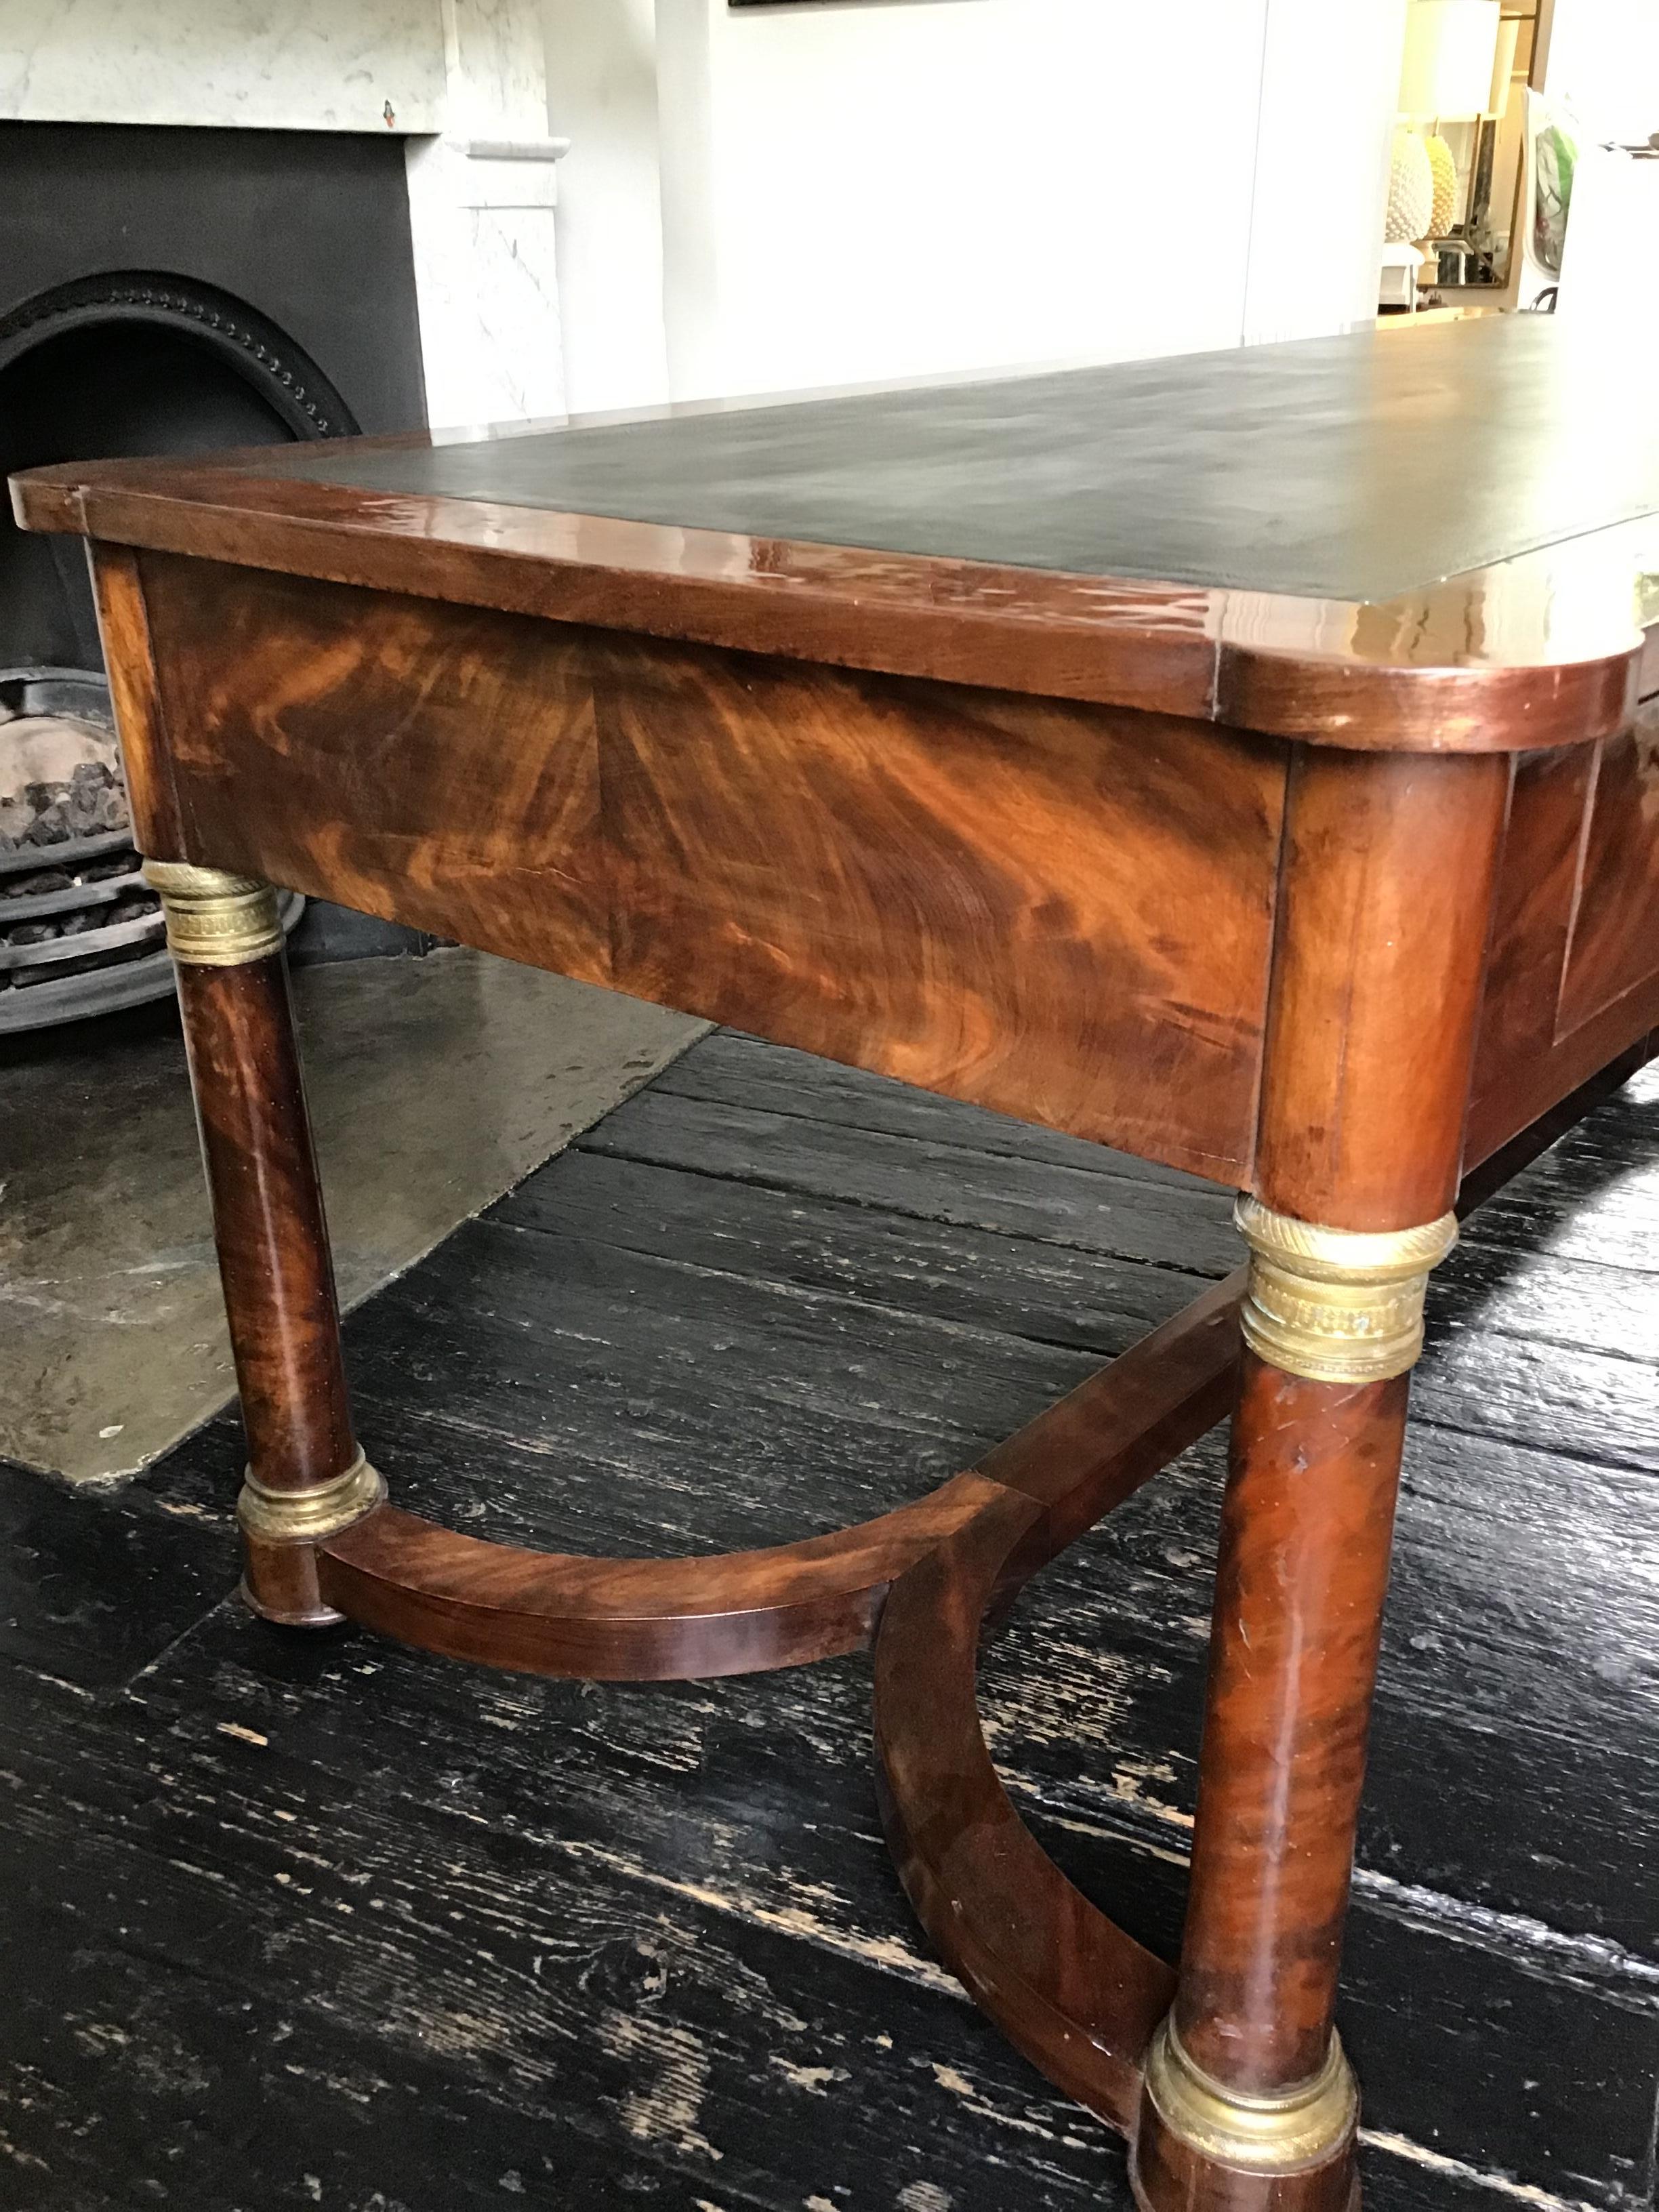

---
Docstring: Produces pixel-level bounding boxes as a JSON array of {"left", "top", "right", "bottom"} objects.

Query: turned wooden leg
[
  {"left": 1132, "top": 747, "right": 1509, "bottom": 2211},
  {"left": 147, "top": 861, "right": 383, "bottom": 1624},
  {"left": 1132, "top": 1209, "right": 1456, "bottom": 2211}
]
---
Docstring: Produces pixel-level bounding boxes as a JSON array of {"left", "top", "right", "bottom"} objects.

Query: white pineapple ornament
[
  {"left": 1425, "top": 133, "right": 1458, "bottom": 238},
  {"left": 1385, "top": 127, "right": 1434, "bottom": 245}
]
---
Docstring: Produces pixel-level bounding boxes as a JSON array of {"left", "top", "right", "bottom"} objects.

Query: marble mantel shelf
[{"left": 0, "top": 1, "right": 449, "bottom": 136}]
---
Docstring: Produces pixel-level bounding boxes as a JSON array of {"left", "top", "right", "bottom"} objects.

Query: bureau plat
[{"left": 16, "top": 313, "right": 1659, "bottom": 2212}]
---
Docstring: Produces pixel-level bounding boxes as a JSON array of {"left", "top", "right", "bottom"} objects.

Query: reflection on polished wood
[{"left": 18, "top": 314, "right": 1659, "bottom": 2212}]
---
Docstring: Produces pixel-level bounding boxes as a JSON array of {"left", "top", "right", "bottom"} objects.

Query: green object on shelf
[{"left": 1534, "top": 119, "right": 1578, "bottom": 274}]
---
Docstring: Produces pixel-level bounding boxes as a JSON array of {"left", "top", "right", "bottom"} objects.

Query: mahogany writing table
[{"left": 16, "top": 314, "right": 1659, "bottom": 2211}]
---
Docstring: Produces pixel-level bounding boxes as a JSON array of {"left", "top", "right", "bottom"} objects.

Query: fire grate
[{"left": 0, "top": 667, "right": 300, "bottom": 1032}]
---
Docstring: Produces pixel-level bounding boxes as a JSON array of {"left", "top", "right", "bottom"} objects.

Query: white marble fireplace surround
[{"left": 0, "top": 0, "right": 568, "bottom": 426}]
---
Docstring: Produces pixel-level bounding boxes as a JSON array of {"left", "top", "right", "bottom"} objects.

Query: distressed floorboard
[{"left": 0, "top": 1035, "right": 1653, "bottom": 2212}]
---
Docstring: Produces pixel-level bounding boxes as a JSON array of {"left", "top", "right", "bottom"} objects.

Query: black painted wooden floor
[{"left": 1, "top": 1030, "right": 1654, "bottom": 2212}]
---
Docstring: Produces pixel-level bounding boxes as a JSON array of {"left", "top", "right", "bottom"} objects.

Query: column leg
[
  {"left": 147, "top": 861, "right": 384, "bottom": 1624},
  {"left": 1132, "top": 1210, "right": 1456, "bottom": 2211},
  {"left": 1132, "top": 747, "right": 1509, "bottom": 2212}
]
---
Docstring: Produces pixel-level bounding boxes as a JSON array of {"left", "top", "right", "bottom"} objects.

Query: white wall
[
  {"left": 657, "top": 0, "right": 1265, "bottom": 401},
  {"left": 543, "top": 0, "right": 672, "bottom": 412},
  {"left": 1242, "top": 0, "right": 1409, "bottom": 343},
  {"left": 1544, "top": 0, "right": 1659, "bottom": 140},
  {"left": 548, "top": 0, "right": 1406, "bottom": 413}
]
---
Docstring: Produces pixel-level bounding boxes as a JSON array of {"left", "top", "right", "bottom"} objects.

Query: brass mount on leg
[
  {"left": 1234, "top": 1196, "right": 1458, "bottom": 1385},
  {"left": 1142, "top": 2015, "right": 1359, "bottom": 2175},
  {"left": 144, "top": 859, "right": 285, "bottom": 967},
  {"left": 237, "top": 1450, "right": 387, "bottom": 1546}
]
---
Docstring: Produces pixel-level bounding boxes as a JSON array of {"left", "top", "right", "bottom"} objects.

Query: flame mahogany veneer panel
[
  {"left": 595, "top": 637, "right": 1287, "bottom": 1179},
  {"left": 1467, "top": 724, "right": 1659, "bottom": 1164},
  {"left": 136, "top": 551, "right": 1286, "bottom": 1181},
  {"left": 1471, "top": 745, "right": 1597, "bottom": 1092},
  {"left": 137, "top": 553, "right": 613, "bottom": 985},
  {"left": 1559, "top": 704, "right": 1659, "bottom": 1034}
]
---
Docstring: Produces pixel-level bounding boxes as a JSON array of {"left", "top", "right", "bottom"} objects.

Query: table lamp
[{"left": 1385, "top": 0, "right": 1504, "bottom": 294}]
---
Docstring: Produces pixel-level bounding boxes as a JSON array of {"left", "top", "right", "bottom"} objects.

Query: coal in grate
[{"left": 0, "top": 668, "right": 299, "bottom": 1032}]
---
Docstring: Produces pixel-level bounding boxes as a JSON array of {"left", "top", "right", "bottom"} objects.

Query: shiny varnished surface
[
  {"left": 596, "top": 638, "right": 1282, "bottom": 1179},
  {"left": 1139, "top": 729, "right": 1506, "bottom": 2202},
  {"left": 33, "top": 465, "right": 1230, "bottom": 724},
  {"left": 89, "top": 533, "right": 1659, "bottom": 1202},
  {"left": 128, "top": 552, "right": 1287, "bottom": 1182},
  {"left": 89, "top": 543, "right": 186, "bottom": 857},
  {"left": 14, "top": 319, "right": 1658, "bottom": 745},
  {"left": 136, "top": 554, "right": 613, "bottom": 985}
]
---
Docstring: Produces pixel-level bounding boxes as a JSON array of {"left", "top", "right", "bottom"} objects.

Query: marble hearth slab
[{"left": 0, "top": 948, "right": 703, "bottom": 1483}]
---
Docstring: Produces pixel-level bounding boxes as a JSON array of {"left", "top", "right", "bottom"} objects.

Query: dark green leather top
[{"left": 270, "top": 317, "right": 1659, "bottom": 603}]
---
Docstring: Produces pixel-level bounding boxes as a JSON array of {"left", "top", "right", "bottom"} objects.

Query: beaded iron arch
[{"left": 0, "top": 270, "right": 359, "bottom": 441}]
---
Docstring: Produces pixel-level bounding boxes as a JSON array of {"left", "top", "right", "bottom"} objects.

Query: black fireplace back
[
  {"left": 0, "top": 121, "right": 430, "bottom": 960},
  {"left": 0, "top": 121, "right": 425, "bottom": 426}
]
